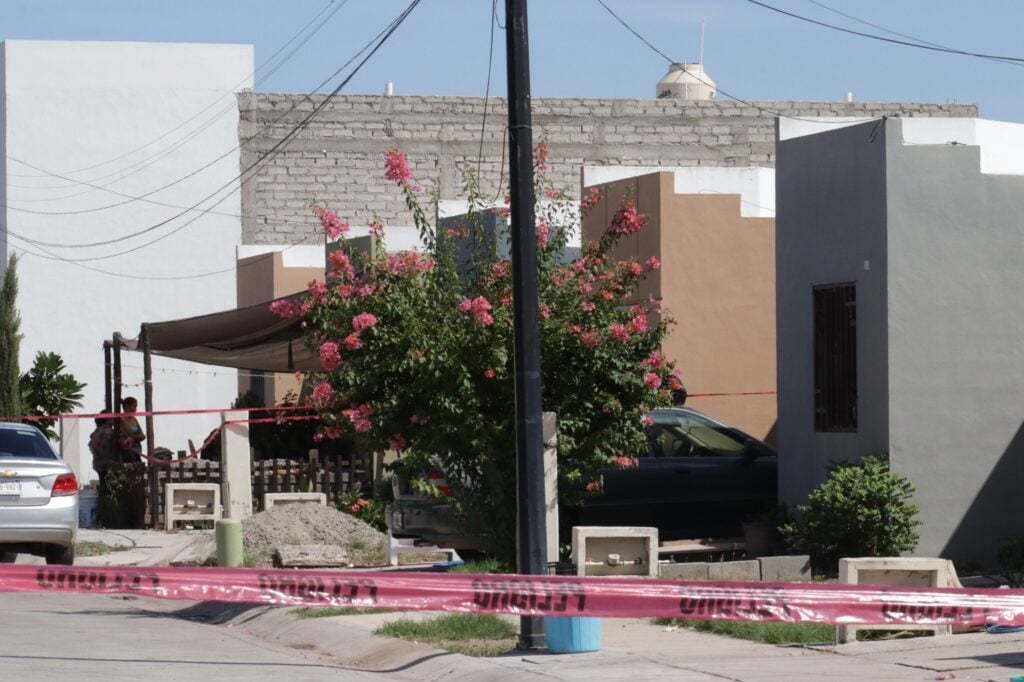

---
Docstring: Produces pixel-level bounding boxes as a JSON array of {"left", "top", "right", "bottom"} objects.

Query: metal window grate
[{"left": 813, "top": 283, "right": 857, "bottom": 432}]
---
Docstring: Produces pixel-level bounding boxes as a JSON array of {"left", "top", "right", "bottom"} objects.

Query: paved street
[{"left": 0, "top": 591, "right": 374, "bottom": 681}]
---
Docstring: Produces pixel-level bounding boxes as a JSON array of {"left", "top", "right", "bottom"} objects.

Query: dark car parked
[
  {"left": 387, "top": 406, "right": 777, "bottom": 548},
  {"left": 573, "top": 407, "right": 777, "bottom": 540}
]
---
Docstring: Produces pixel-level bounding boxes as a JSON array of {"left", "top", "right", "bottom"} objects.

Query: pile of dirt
[{"left": 242, "top": 503, "right": 387, "bottom": 568}]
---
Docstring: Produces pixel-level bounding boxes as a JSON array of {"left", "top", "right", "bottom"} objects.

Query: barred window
[{"left": 813, "top": 283, "right": 857, "bottom": 432}]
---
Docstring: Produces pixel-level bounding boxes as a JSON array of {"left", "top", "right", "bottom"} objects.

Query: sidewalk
[{"left": 39, "top": 532, "right": 1024, "bottom": 681}]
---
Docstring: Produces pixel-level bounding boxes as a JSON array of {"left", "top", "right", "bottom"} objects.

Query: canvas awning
[{"left": 122, "top": 293, "right": 318, "bottom": 373}]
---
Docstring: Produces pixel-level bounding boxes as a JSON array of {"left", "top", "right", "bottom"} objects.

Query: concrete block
[
  {"left": 660, "top": 562, "right": 710, "bottom": 580},
  {"left": 836, "top": 557, "right": 956, "bottom": 643},
  {"left": 707, "top": 560, "right": 761, "bottom": 582},
  {"left": 571, "top": 526, "right": 659, "bottom": 577},
  {"left": 276, "top": 544, "right": 348, "bottom": 568},
  {"left": 758, "top": 555, "right": 812, "bottom": 582},
  {"left": 264, "top": 492, "right": 327, "bottom": 509},
  {"left": 165, "top": 483, "right": 222, "bottom": 531}
]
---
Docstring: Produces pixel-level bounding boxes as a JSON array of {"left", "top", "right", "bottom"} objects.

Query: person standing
[
  {"left": 119, "top": 396, "right": 145, "bottom": 463},
  {"left": 87, "top": 416, "right": 117, "bottom": 487}
]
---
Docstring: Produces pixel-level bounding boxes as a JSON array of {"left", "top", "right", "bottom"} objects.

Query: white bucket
[{"left": 79, "top": 488, "right": 99, "bottom": 529}]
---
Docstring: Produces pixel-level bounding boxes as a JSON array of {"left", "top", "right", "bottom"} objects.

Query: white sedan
[{"left": 0, "top": 422, "right": 79, "bottom": 564}]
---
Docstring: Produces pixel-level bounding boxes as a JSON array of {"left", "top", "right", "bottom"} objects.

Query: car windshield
[
  {"left": 0, "top": 428, "right": 58, "bottom": 460},
  {"left": 646, "top": 410, "right": 747, "bottom": 458}
]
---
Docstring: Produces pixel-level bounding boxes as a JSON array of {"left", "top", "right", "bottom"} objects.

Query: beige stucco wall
[
  {"left": 236, "top": 250, "right": 324, "bottom": 405},
  {"left": 583, "top": 171, "right": 777, "bottom": 443}
]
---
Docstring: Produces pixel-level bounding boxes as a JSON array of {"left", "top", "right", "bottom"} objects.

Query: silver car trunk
[{"left": 0, "top": 458, "right": 64, "bottom": 508}]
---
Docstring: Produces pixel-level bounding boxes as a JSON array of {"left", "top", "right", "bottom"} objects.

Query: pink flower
[
  {"left": 316, "top": 207, "right": 350, "bottom": 239},
  {"left": 539, "top": 304, "right": 551, "bottom": 319},
  {"left": 384, "top": 149, "right": 412, "bottom": 185},
  {"left": 628, "top": 314, "right": 649, "bottom": 334},
  {"left": 344, "top": 332, "right": 362, "bottom": 351},
  {"left": 579, "top": 282, "right": 593, "bottom": 295},
  {"left": 614, "top": 455, "right": 639, "bottom": 468},
  {"left": 308, "top": 279, "right": 328, "bottom": 305},
  {"left": 580, "top": 187, "right": 602, "bottom": 214},
  {"left": 642, "top": 351, "right": 665, "bottom": 369},
  {"left": 410, "top": 414, "right": 428, "bottom": 425},
  {"left": 643, "top": 372, "right": 662, "bottom": 390},
  {"left": 336, "top": 283, "right": 355, "bottom": 298},
  {"left": 319, "top": 341, "right": 341, "bottom": 371},
  {"left": 389, "top": 433, "right": 407, "bottom": 451},
  {"left": 352, "top": 312, "right": 379, "bottom": 333},
  {"left": 611, "top": 199, "right": 646, "bottom": 235},
  {"left": 387, "top": 252, "right": 433, "bottom": 276},
  {"left": 586, "top": 480, "right": 601, "bottom": 493},
  {"left": 460, "top": 296, "right": 494, "bottom": 326},
  {"left": 269, "top": 299, "right": 299, "bottom": 318},
  {"left": 484, "top": 368, "right": 496, "bottom": 379},
  {"left": 643, "top": 415, "right": 654, "bottom": 426},
  {"left": 646, "top": 256, "right": 661, "bottom": 271},
  {"left": 580, "top": 330, "right": 600, "bottom": 348},
  {"left": 357, "top": 283, "right": 377, "bottom": 297},
  {"left": 311, "top": 381, "right": 333, "bottom": 406},
  {"left": 536, "top": 222, "right": 549, "bottom": 248},
  {"left": 608, "top": 323, "right": 630, "bottom": 342},
  {"left": 581, "top": 301, "right": 596, "bottom": 313},
  {"left": 628, "top": 261, "right": 643, "bottom": 276},
  {"left": 368, "top": 221, "right": 385, "bottom": 237},
  {"left": 328, "top": 250, "right": 355, "bottom": 280},
  {"left": 532, "top": 141, "right": 549, "bottom": 171},
  {"left": 344, "top": 403, "right": 373, "bottom": 433}
]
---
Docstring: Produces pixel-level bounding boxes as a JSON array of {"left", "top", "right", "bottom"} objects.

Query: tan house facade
[{"left": 581, "top": 169, "right": 777, "bottom": 443}]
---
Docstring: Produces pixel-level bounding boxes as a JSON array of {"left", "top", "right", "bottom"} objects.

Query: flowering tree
[{"left": 274, "top": 146, "right": 680, "bottom": 560}]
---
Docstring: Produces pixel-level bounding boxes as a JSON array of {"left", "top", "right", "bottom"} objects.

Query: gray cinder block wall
[{"left": 238, "top": 94, "right": 975, "bottom": 244}]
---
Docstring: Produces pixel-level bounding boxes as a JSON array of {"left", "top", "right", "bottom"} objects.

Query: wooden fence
[{"left": 143, "top": 452, "right": 374, "bottom": 529}]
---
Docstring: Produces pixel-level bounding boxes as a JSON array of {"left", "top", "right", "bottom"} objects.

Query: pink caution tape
[{"left": 2, "top": 564, "right": 1024, "bottom": 626}]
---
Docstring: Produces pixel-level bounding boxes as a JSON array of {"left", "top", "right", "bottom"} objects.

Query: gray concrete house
[{"left": 776, "top": 117, "right": 1024, "bottom": 564}]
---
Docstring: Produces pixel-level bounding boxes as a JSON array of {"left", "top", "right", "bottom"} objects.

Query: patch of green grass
[
  {"left": 75, "top": 541, "right": 131, "bottom": 557},
  {"left": 346, "top": 539, "right": 386, "bottom": 567},
  {"left": 656, "top": 618, "right": 836, "bottom": 645},
  {"left": 294, "top": 606, "right": 394, "bottom": 618},
  {"left": 375, "top": 613, "right": 518, "bottom": 657},
  {"left": 198, "top": 553, "right": 262, "bottom": 568},
  {"left": 450, "top": 557, "right": 509, "bottom": 574}
]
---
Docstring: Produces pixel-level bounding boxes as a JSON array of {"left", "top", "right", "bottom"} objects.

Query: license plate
[
  {"left": 391, "top": 510, "right": 404, "bottom": 530},
  {"left": 0, "top": 481, "right": 21, "bottom": 495}
]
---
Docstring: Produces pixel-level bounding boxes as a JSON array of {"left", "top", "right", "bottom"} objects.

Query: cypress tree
[{"left": 0, "top": 254, "right": 22, "bottom": 420}]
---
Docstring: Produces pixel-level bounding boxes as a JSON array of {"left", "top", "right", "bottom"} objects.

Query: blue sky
[{"left": 1, "top": 0, "right": 1023, "bottom": 121}]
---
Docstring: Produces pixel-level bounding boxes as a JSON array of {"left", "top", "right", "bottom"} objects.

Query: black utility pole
[{"left": 506, "top": 0, "right": 547, "bottom": 651}]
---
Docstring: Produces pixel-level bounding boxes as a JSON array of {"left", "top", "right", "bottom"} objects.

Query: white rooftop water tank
[{"left": 656, "top": 63, "right": 716, "bottom": 100}]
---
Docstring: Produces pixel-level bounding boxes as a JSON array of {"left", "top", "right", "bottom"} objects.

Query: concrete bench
[
  {"left": 837, "top": 557, "right": 958, "bottom": 643},
  {"left": 164, "top": 483, "right": 221, "bottom": 531}
]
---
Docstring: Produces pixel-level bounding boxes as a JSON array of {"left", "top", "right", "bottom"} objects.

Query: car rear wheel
[
  {"left": 0, "top": 551, "right": 16, "bottom": 563},
  {"left": 44, "top": 544, "right": 74, "bottom": 565}
]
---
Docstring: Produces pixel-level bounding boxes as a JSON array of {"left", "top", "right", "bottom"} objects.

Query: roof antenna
[{"left": 699, "top": 19, "right": 706, "bottom": 65}]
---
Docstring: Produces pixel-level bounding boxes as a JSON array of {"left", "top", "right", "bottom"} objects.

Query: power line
[
  {"left": 4, "top": 0, "right": 423, "bottom": 278},
  {"left": 1, "top": 2, "right": 353, "bottom": 220},
  {"left": 4, "top": 0, "right": 347, "bottom": 188},
  {"left": 746, "top": 0, "right": 1024, "bottom": 64},
  {"left": 6, "top": 0, "right": 416, "bottom": 253},
  {"left": 596, "top": 0, "right": 877, "bottom": 125},
  {"left": 802, "top": 0, "right": 1023, "bottom": 69}
]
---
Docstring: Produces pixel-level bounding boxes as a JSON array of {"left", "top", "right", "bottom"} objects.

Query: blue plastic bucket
[
  {"left": 544, "top": 616, "right": 602, "bottom": 653},
  {"left": 78, "top": 488, "right": 98, "bottom": 529}
]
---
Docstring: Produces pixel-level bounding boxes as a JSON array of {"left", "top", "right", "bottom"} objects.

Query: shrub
[
  {"left": 780, "top": 454, "right": 920, "bottom": 576},
  {"left": 997, "top": 537, "right": 1024, "bottom": 587}
]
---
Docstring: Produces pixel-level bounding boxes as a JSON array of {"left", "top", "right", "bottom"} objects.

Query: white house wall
[{"left": 1, "top": 41, "right": 252, "bottom": 474}]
